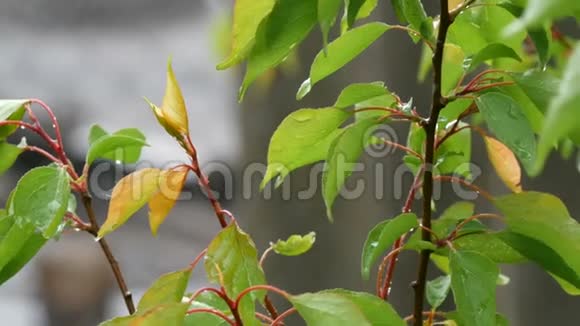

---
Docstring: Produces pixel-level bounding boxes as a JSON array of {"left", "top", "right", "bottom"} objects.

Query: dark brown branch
[
  {"left": 81, "top": 195, "right": 136, "bottom": 314},
  {"left": 413, "top": 0, "right": 453, "bottom": 325}
]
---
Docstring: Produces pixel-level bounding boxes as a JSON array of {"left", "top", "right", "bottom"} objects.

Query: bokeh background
[{"left": 0, "top": 1, "right": 578, "bottom": 325}]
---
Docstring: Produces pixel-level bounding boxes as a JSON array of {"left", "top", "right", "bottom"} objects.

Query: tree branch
[
  {"left": 81, "top": 195, "right": 136, "bottom": 314},
  {"left": 413, "top": 0, "right": 453, "bottom": 324}
]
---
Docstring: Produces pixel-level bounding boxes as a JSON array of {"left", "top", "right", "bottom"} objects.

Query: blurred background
[{"left": 0, "top": 0, "right": 578, "bottom": 325}]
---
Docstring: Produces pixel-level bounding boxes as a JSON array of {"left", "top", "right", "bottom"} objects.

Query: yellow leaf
[
  {"left": 448, "top": 0, "right": 464, "bottom": 12},
  {"left": 98, "top": 168, "right": 164, "bottom": 239},
  {"left": 484, "top": 136, "right": 523, "bottom": 193},
  {"left": 148, "top": 167, "right": 189, "bottom": 236},
  {"left": 161, "top": 60, "right": 189, "bottom": 135}
]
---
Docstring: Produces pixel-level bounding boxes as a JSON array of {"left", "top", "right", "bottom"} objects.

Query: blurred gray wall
[{"left": 0, "top": 0, "right": 240, "bottom": 325}]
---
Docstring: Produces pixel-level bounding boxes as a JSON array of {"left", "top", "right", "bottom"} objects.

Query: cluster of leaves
[{"left": 0, "top": 0, "right": 579, "bottom": 325}]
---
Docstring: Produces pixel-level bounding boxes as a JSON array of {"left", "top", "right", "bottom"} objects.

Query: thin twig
[{"left": 81, "top": 195, "right": 136, "bottom": 314}]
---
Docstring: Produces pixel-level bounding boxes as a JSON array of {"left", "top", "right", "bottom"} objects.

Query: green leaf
[
  {"left": 453, "top": 232, "right": 526, "bottom": 264},
  {"left": 446, "top": 311, "right": 511, "bottom": 326},
  {"left": 442, "top": 44, "right": 466, "bottom": 96},
  {"left": 426, "top": 275, "right": 451, "bottom": 310},
  {"left": 217, "top": 0, "right": 276, "bottom": 69},
  {"left": 467, "top": 43, "right": 522, "bottom": 70},
  {"left": 333, "top": 82, "right": 391, "bottom": 109},
  {"left": 0, "top": 213, "right": 47, "bottom": 285},
  {"left": 450, "top": 250, "right": 499, "bottom": 326},
  {"left": 100, "top": 303, "right": 189, "bottom": 326},
  {"left": 88, "top": 124, "right": 108, "bottom": 145},
  {"left": 0, "top": 100, "right": 29, "bottom": 122},
  {"left": 0, "top": 142, "right": 23, "bottom": 176},
  {"left": 86, "top": 129, "right": 147, "bottom": 165},
  {"left": 240, "top": 0, "right": 317, "bottom": 100},
  {"left": 500, "top": 3, "right": 552, "bottom": 67},
  {"left": 403, "top": 239, "right": 437, "bottom": 252},
  {"left": 297, "top": 22, "right": 391, "bottom": 99},
  {"left": 510, "top": 71, "right": 560, "bottom": 114},
  {"left": 345, "top": 0, "right": 374, "bottom": 28},
  {"left": 395, "top": 0, "right": 432, "bottom": 41},
  {"left": 262, "top": 108, "right": 349, "bottom": 188},
  {"left": 506, "top": 0, "right": 580, "bottom": 33},
  {"left": 138, "top": 269, "right": 192, "bottom": 311},
  {"left": 450, "top": 5, "right": 526, "bottom": 70},
  {"left": 535, "top": 45, "right": 580, "bottom": 174},
  {"left": 185, "top": 305, "right": 230, "bottom": 326},
  {"left": 494, "top": 192, "right": 580, "bottom": 289},
  {"left": 271, "top": 232, "right": 316, "bottom": 256},
  {"left": 290, "top": 289, "right": 405, "bottom": 326},
  {"left": 9, "top": 166, "right": 70, "bottom": 238},
  {"left": 500, "top": 232, "right": 580, "bottom": 289},
  {"left": 322, "top": 117, "right": 379, "bottom": 220},
  {"left": 185, "top": 292, "right": 232, "bottom": 326},
  {"left": 205, "top": 224, "right": 266, "bottom": 325},
  {"left": 493, "top": 85, "right": 544, "bottom": 134},
  {"left": 0, "top": 101, "right": 26, "bottom": 140},
  {"left": 435, "top": 124, "right": 471, "bottom": 178},
  {"left": 475, "top": 92, "right": 536, "bottom": 173},
  {"left": 361, "top": 213, "right": 418, "bottom": 279},
  {"left": 318, "top": 0, "right": 343, "bottom": 46}
]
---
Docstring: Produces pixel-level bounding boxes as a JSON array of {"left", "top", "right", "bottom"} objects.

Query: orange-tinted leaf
[
  {"left": 98, "top": 168, "right": 164, "bottom": 239},
  {"left": 161, "top": 61, "right": 189, "bottom": 135},
  {"left": 484, "top": 136, "right": 522, "bottom": 193},
  {"left": 148, "top": 167, "right": 189, "bottom": 236},
  {"left": 448, "top": 0, "right": 463, "bottom": 11}
]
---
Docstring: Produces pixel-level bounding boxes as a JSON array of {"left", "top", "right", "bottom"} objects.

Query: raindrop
[
  {"left": 52, "top": 124, "right": 56, "bottom": 128},
  {"left": 291, "top": 110, "right": 314, "bottom": 123},
  {"left": 20, "top": 126, "right": 26, "bottom": 130},
  {"left": 115, "top": 160, "right": 122, "bottom": 165},
  {"left": 506, "top": 106, "right": 520, "bottom": 119}
]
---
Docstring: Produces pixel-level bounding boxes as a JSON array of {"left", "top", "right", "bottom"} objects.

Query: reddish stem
[
  {"left": 379, "top": 168, "right": 424, "bottom": 300},
  {"left": 446, "top": 213, "right": 503, "bottom": 241},
  {"left": 259, "top": 247, "right": 274, "bottom": 268},
  {"left": 189, "top": 249, "right": 208, "bottom": 271},
  {"left": 191, "top": 164, "right": 228, "bottom": 228},
  {"left": 460, "top": 81, "right": 515, "bottom": 95},
  {"left": 188, "top": 287, "right": 228, "bottom": 304},
  {"left": 24, "top": 145, "right": 61, "bottom": 163},
  {"left": 256, "top": 312, "right": 274, "bottom": 324},
  {"left": 270, "top": 308, "right": 297, "bottom": 326},
  {"left": 435, "top": 103, "right": 478, "bottom": 149},
  {"left": 433, "top": 175, "right": 493, "bottom": 201},
  {"left": 382, "top": 139, "right": 424, "bottom": 161},
  {"left": 461, "top": 69, "right": 506, "bottom": 93},
  {"left": 233, "top": 285, "right": 289, "bottom": 310},
  {"left": 377, "top": 246, "right": 405, "bottom": 298}
]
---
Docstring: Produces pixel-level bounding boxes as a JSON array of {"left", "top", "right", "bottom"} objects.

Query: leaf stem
[
  {"left": 270, "top": 308, "right": 297, "bottom": 326},
  {"left": 413, "top": 0, "right": 453, "bottom": 324},
  {"left": 188, "top": 248, "right": 208, "bottom": 271},
  {"left": 233, "top": 285, "right": 290, "bottom": 310},
  {"left": 433, "top": 175, "right": 493, "bottom": 201}
]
